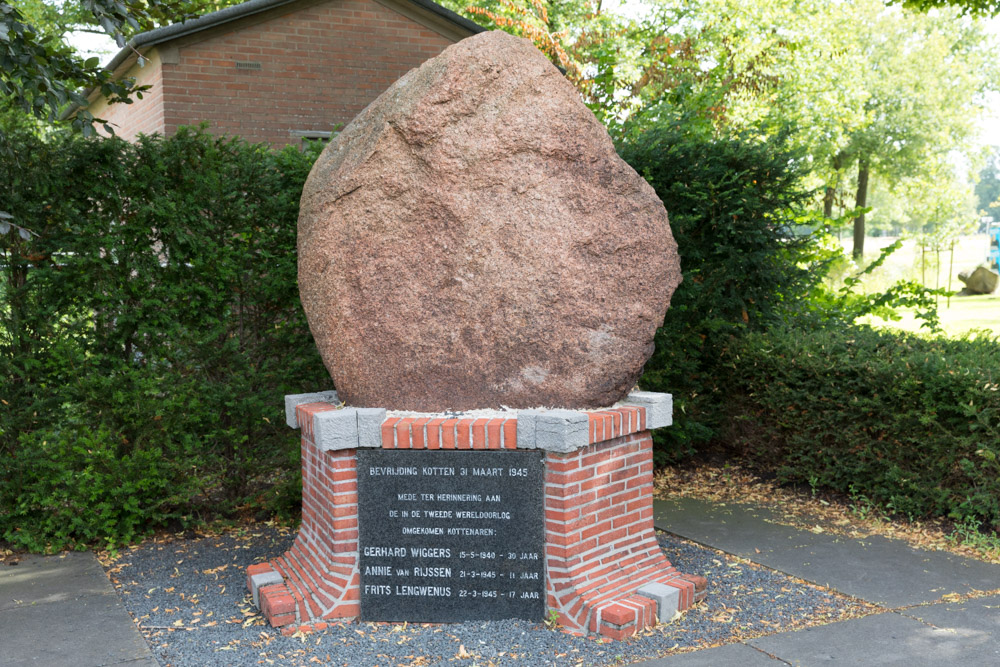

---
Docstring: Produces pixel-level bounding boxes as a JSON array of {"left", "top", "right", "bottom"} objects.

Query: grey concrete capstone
[
  {"left": 356, "top": 407, "right": 388, "bottom": 448},
  {"left": 621, "top": 391, "right": 673, "bottom": 429},
  {"left": 250, "top": 571, "right": 284, "bottom": 608},
  {"left": 313, "top": 407, "right": 358, "bottom": 451},
  {"left": 635, "top": 582, "right": 681, "bottom": 622},
  {"left": 533, "top": 409, "right": 589, "bottom": 453},
  {"left": 515, "top": 409, "right": 543, "bottom": 450},
  {"left": 284, "top": 390, "right": 339, "bottom": 428}
]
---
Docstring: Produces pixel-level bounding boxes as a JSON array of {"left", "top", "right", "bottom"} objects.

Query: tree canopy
[
  {"left": 901, "top": 0, "right": 1000, "bottom": 16},
  {"left": 1, "top": 0, "right": 236, "bottom": 131},
  {"left": 976, "top": 146, "right": 1000, "bottom": 215},
  {"left": 4, "top": 0, "right": 999, "bottom": 251}
]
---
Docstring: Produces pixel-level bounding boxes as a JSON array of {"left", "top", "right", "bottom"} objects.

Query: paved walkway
[
  {"left": 2, "top": 498, "right": 997, "bottom": 666},
  {"left": 636, "top": 498, "right": 1000, "bottom": 666},
  {"left": 0, "top": 551, "right": 154, "bottom": 667}
]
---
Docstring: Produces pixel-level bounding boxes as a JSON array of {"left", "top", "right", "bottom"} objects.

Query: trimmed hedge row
[
  {"left": 3, "top": 120, "right": 995, "bottom": 549},
  {"left": 618, "top": 123, "right": 827, "bottom": 460},
  {"left": 724, "top": 326, "right": 1000, "bottom": 529},
  {"left": 0, "top": 127, "right": 330, "bottom": 550}
]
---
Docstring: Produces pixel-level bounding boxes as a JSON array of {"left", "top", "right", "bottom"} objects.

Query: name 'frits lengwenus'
[{"left": 297, "top": 30, "right": 681, "bottom": 412}]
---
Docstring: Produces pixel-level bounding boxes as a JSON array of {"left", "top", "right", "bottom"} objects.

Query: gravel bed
[{"left": 106, "top": 526, "right": 872, "bottom": 666}]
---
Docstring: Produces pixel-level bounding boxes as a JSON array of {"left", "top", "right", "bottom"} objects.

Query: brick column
[
  {"left": 544, "top": 430, "right": 697, "bottom": 639},
  {"left": 246, "top": 400, "right": 362, "bottom": 632}
]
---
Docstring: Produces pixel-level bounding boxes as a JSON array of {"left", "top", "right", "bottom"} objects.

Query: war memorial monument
[{"left": 246, "top": 30, "right": 705, "bottom": 640}]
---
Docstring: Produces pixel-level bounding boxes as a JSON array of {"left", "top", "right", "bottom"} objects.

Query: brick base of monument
[{"left": 246, "top": 392, "right": 706, "bottom": 640}]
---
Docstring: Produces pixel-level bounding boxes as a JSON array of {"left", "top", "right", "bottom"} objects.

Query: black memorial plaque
[{"left": 357, "top": 449, "right": 545, "bottom": 622}]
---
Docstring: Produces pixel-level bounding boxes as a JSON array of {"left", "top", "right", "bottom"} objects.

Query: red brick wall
[
  {"left": 543, "top": 432, "right": 695, "bottom": 639},
  {"left": 263, "top": 402, "right": 362, "bottom": 624},
  {"left": 89, "top": 50, "right": 166, "bottom": 141},
  {"left": 381, "top": 415, "right": 518, "bottom": 449},
  {"left": 157, "top": 0, "right": 460, "bottom": 147}
]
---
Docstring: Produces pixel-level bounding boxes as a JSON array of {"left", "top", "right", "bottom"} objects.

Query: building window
[{"left": 290, "top": 130, "right": 336, "bottom": 150}]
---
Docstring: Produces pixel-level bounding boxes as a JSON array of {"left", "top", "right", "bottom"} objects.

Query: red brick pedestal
[
  {"left": 544, "top": 430, "right": 703, "bottom": 639},
  {"left": 247, "top": 391, "right": 705, "bottom": 639}
]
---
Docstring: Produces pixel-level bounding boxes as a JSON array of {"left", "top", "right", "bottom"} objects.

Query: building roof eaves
[
  {"left": 104, "top": 0, "right": 302, "bottom": 74},
  {"left": 110, "top": 0, "right": 483, "bottom": 72},
  {"left": 61, "top": 0, "right": 484, "bottom": 120}
]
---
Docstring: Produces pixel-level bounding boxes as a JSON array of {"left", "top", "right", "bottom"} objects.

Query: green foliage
[
  {"left": 2, "top": 424, "right": 193, "bottom": 551},
  {"left": 0, "top": 126, "right": 329, "bottom": 550},
  {"left": 900, "top": 0, "right": 1000, "bottom": 16},
  {"left": 1, "top": 0, "right": 246, "bottom": 131},
  {"left": 618, "top": 121, "right": 826, "bottom": 461},
  {"left": 725, "top": 325, "right": 1000, "bottom": 528},
  {"left": 804, "top": 238, "right": 946, "bottom": 331},
  {"left": 975, "top": 146, "right": 1000, "bottom": 214}
]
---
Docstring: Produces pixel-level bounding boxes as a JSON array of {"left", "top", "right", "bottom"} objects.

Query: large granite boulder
[
  {"left": 958, "top": 266, "right": 999, "bottom": 295},
  {"left": 298, "top": 31, "right": 681, "bottom": 411}
]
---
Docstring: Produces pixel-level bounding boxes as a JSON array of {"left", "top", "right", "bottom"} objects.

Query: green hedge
[
  {"left": 618, "top": 123, "right": 827, "bottom": 460},
  {"left": 0, "top": 127, "right": 330, "bottom": 550},
  {"left": 725, "top": 325, "right": 1000, "bottom": 529}
]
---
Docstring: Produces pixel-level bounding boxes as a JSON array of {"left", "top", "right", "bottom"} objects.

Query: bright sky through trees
[
  {"left": 52, "top": 0, "right": 1000, "bottom": 244},
  {"left": 603, "top": 0, "right": 1000, "bottom": 148},
  {"left": 63, "top": 0, "right": 999, "bottom": 151}
]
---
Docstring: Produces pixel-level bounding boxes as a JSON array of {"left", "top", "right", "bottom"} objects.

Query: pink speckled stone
[{"left": 298, "top": 31, "right": 680, "bottom": 411}]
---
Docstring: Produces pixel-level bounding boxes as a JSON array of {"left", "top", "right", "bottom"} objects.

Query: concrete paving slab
[
  {"left": 907, "top": 593, "right": 1000, "bottom": 647},
  {"left": 755, "top": 533, "right": 1000, "bottom": 608},
  {"left": 654, "top": 498, "right": 1000, "bottom": 607},
  {"left": 653, "top": 498, "right": 818, "bottom": 556},
  {"left": 0, "top": 594, "right": 152, "bottom": 666},
  {"left": 0, "top": 551, "right": 111, "bottom": 611},
  {"left": 749, "top": 610, "right": 1000, "bottom": 665},
  {"left": 628, "top": 642, "right": 783, "bottom": 666},
  {"left": 0, "top": 553, "right": 154, "bottom": 667}
]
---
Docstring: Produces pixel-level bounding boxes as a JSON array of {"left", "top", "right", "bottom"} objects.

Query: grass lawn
[
  {"left": 861, "top": 293, "right": 1000, "bottom": 337},
  {"left": 836, "top": 234, "right": 1000, "bottom": 337}
]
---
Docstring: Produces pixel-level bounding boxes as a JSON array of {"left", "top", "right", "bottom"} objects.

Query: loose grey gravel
[{"left": 106, "top": 526, "right": 871, "bottom": 666}]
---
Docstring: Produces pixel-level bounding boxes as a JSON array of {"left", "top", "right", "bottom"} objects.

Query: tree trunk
[
  {"left": 824, "top": 152, "right": 845, "bottom": 225},
  {"left": 853, "top": 159, "right": 870, "bottom": 260}
]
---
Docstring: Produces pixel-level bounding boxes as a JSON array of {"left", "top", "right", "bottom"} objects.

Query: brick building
[{"left": 68, "top": 0, "right": 483, "bottom": 146}]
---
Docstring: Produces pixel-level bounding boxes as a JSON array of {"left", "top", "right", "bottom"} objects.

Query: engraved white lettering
[
  {"left": 394, "top": 585, "right": 452, "bottom": 596},
  {"left": 413, "top": 566, "right": 452, "bottom": 577},
  {"left": 369, "top": 466, "right": 418, "bottom": 476},
  {"left": 401, "top": 526, "right": 445, "bottom": 535},
  {"left": 363, "top": 547, "right": 406, "bottom": 557},
  {"left": 435, "top": 493, "right": 482, "bottom": 502},
  {"left": 446, "top": 527, "right": 495, "bottom": 536},
  {"left": 410, "top": 547, "right": 451, "bottom": 558},
  {"left": 421, "top": 467, "right": 455, "bottom": 476},
  {"left": 454, "top": 511, "right": 510, "bottom": 520}
]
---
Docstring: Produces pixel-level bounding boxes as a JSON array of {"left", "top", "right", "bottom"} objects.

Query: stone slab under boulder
[{"left": 298, "top": 30, "right": 681, "bottom": 412}]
